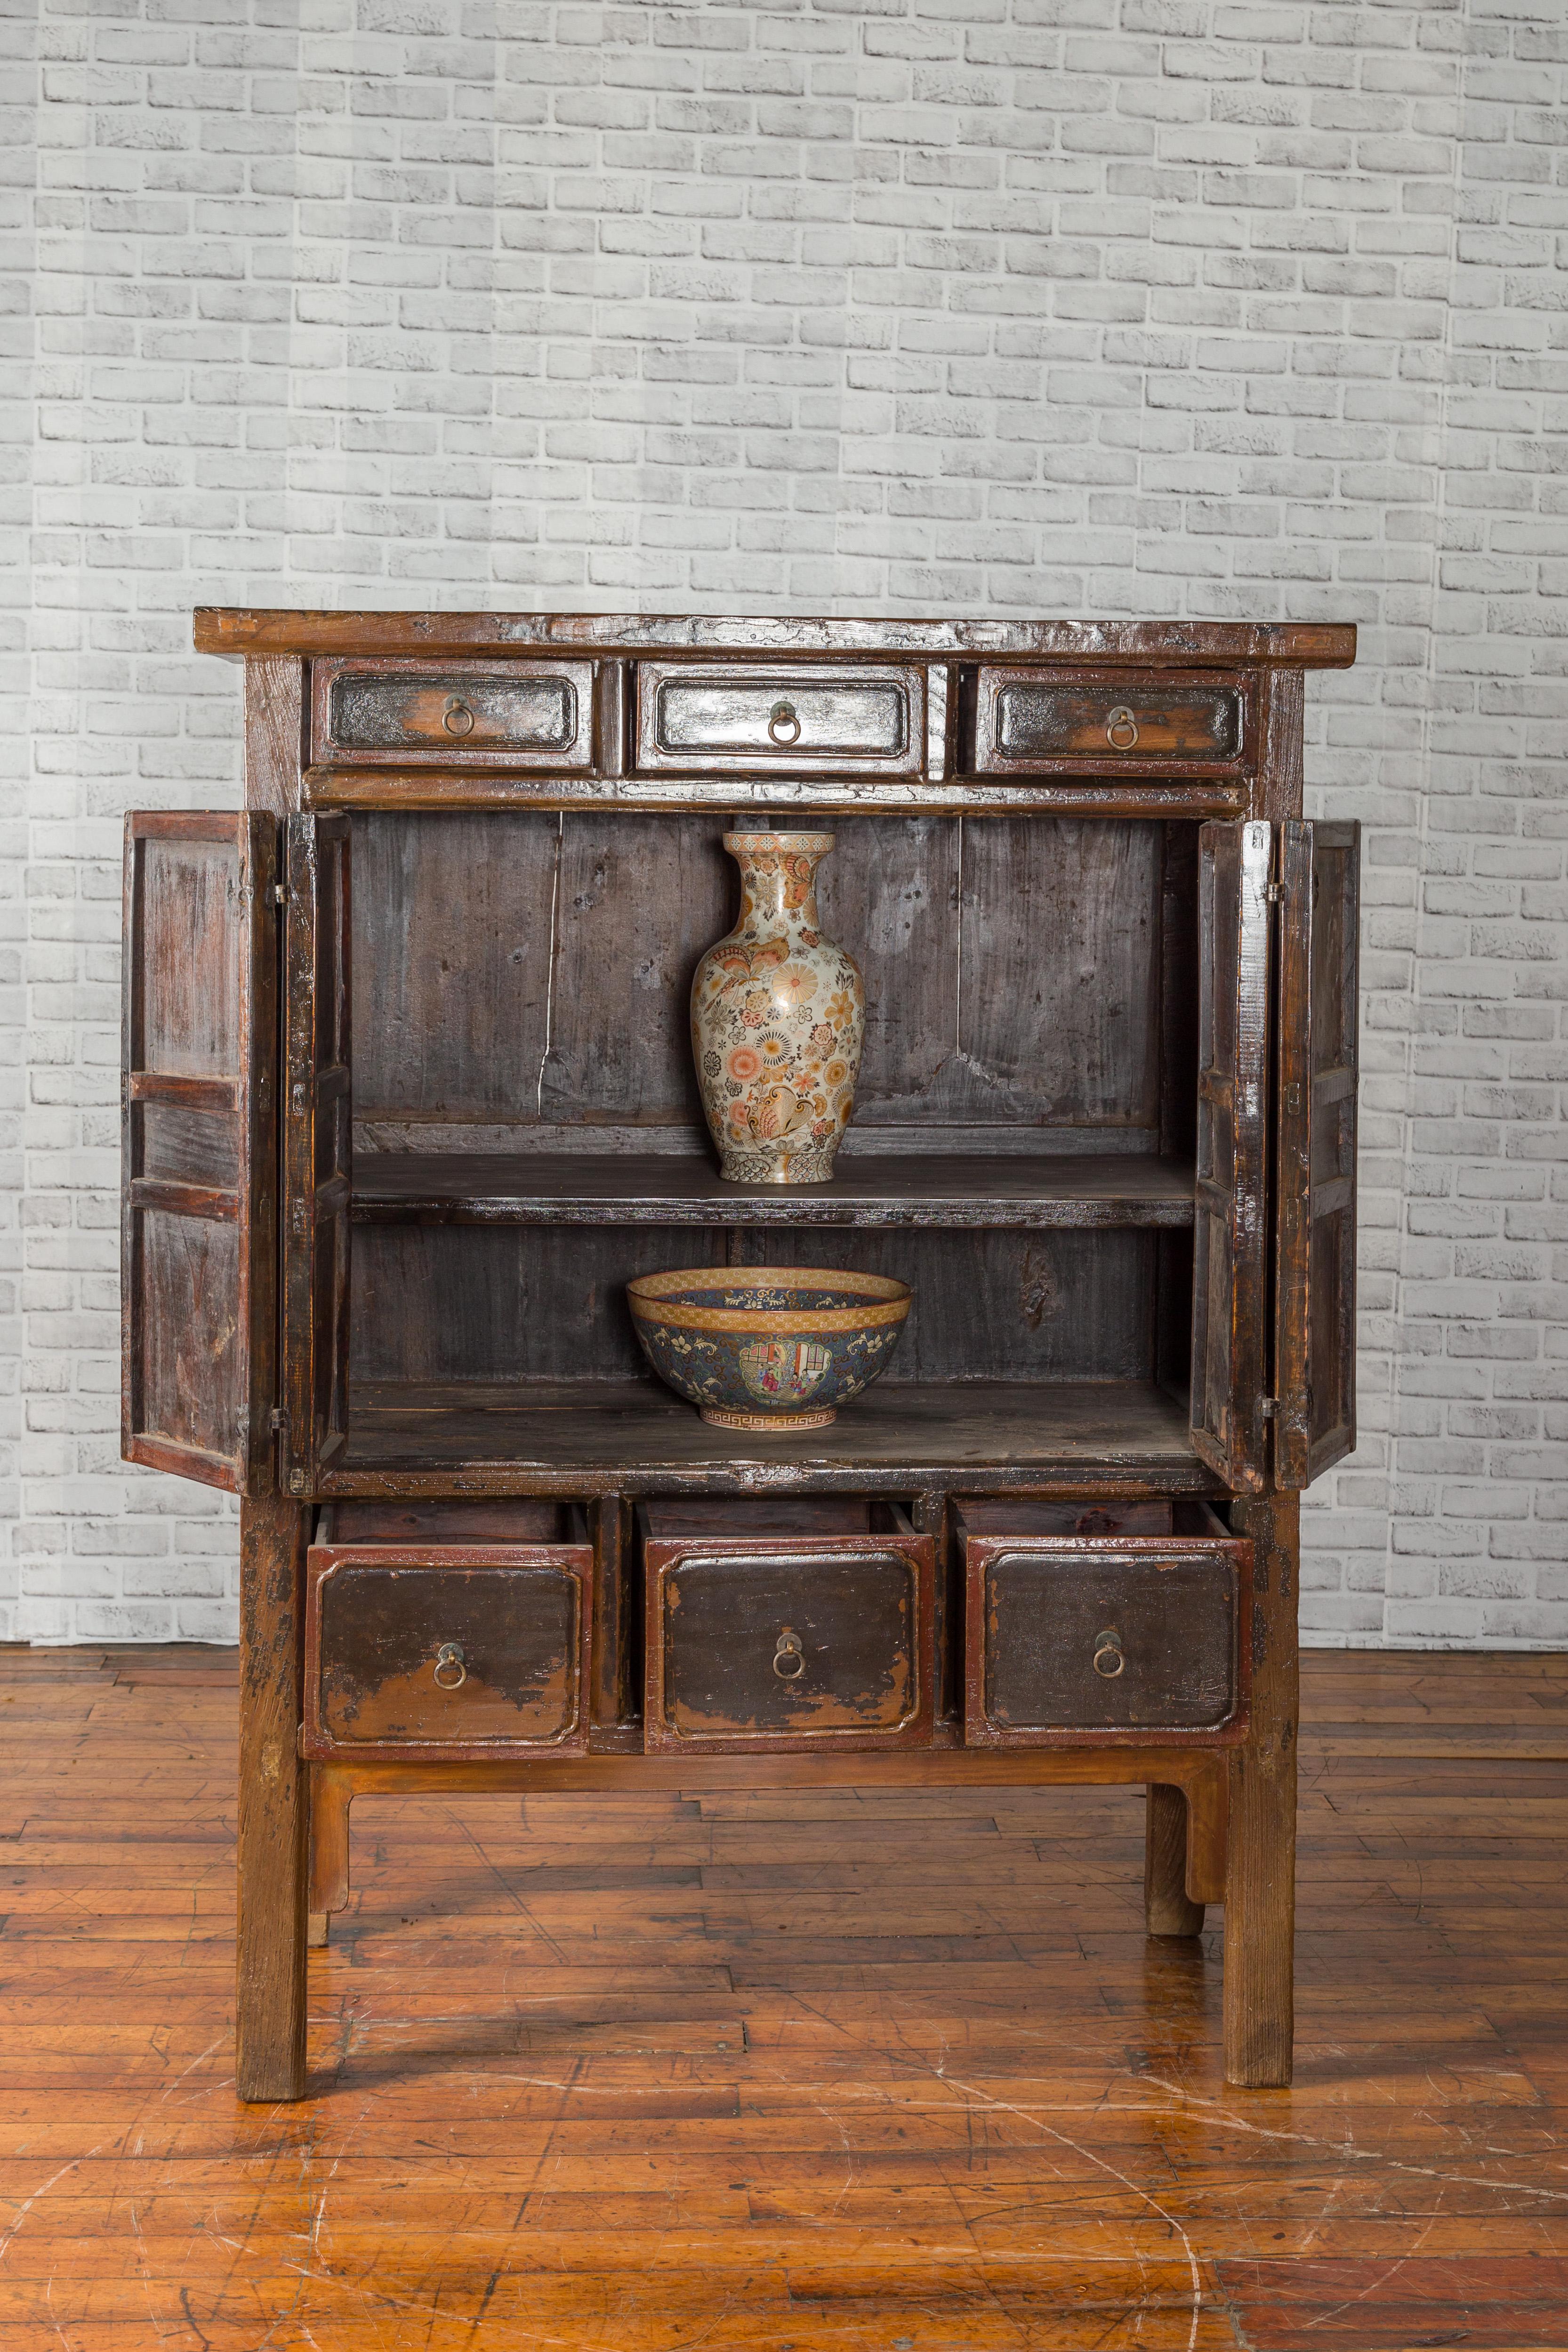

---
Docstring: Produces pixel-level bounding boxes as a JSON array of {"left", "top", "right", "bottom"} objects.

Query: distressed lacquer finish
[
  {"left": 112, "top": 608, "right": 1363, "bottom": 2105},
  {"left": 1276, "top": 819, "right": 1360, "bottom": 1490},
  {"left": 121, "top": 812, "right": 278, "bottom": 1493},
  {"left": 1190, "top": 821, "right": 1272, "bottom": 1494}
]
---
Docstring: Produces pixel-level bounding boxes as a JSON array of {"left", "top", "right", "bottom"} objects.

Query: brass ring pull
[
  {"left": 767, "top": 700, "right": 801, "bottom": 747},
  {"left": 772, "top": 1631, "right": 805, "bottom": 1681},
  {"left": 442, "top": 698, "right": 475, "bottom": 738},
  {"left": 1105, "top": 706, "right": 1139, "bottom": 751},
  {"left": 433, "top": 1642, "right": 467, "bottom": 1690},
  {"left": 1092, "top": 1629, "right": 1125, "bottom": 1680}
]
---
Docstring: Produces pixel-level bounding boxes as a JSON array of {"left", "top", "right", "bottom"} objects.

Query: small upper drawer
[
  {"left": 635, "top": 663, "right": 925, "bottom": 775},
  {"left": 958, "top": 1498, "right": 1250, "bottom": 1748},
  {"left": 973, "top": 669, "right": 1246, "bottom": 772},
  {"left": 304, "top": 1500, "right": 592, "bottom": 1758},
  {"left": 641, "top": 1496, "right": 934, "bottom": 1751},
  {"left": 312, "top": 658, "right": 595, "bottom": 766}
]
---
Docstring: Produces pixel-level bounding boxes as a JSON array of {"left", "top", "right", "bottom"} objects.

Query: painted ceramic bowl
[{"left": 627, "top": 1267, "right": 913, "bottom": 1431}]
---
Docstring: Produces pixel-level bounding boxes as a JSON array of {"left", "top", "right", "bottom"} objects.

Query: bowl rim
[{"left": 627, "top": 1264, "right": 912, "bottom": 1336}]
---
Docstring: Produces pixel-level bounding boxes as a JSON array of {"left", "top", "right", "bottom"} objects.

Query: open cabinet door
[
  {"left": 1275, "top": 820, "right": 1359, "bottom": 1488},
  {"left": 122, "top": 813, "right": 278, "bottom": 1492},
  {"left": 1190, "top": 820, "right": 1271, "bottom": 1493},
  {"left": 280, "top": 813, "right": 352, "bottom": 1495}
]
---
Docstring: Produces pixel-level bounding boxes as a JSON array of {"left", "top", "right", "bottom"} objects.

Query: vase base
[
  {"left": 698, "top": 1404, "right": 839, "bottom": 1433},
  {"left": 717, "top": 1151, "right": 840, "bottom": 1186}
]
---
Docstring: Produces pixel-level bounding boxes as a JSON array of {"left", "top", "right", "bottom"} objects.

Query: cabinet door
[
  {"left": 121, "top": 812, "right": 278, "bottom": 1492},
  {"left": 1190, "top": 820, "right": 1271, "bottom": 1493},
  {"left": 281, "top": 813, "right": 351, "bottom": 1493},
  {"left": 1275, "top": 819, "right": 1360, "bottom": 1487}
]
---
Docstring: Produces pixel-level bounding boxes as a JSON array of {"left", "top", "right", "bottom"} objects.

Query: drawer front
[
  {"left": 646, "top": 1538, "right": 933, "bottom": 1750},
  {"left": 965, "top": 1538, "right": 1249, "bottom": 1746},
  {"left": 635, "top": 663, "right": 925, "bottom": 775},
  {"left": 305, "top": 1546, "right": 590, "bottom": 1755},
  {"left": 313, "top": 659, "right": 595, "bottom": 766},
  {"left": 973, "top": 669, "right": 1245, "bottom": 771}
]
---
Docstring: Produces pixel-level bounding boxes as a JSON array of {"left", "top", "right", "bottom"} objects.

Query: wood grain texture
[
  {"left": 328, "top": 1377, "right": 1217, "bottom": 1495},
  {"left": 281, "top": 814, "right": 352, "bottom": 1493},
  {"left": 1224, "top": 1490, "right": 1299, "bottom": 2089},
  {"left": 1276, "top": 820, "right": 1360, "bottom": 1489},
  {"left": 121, "top": 814, "right": 279, "bottom": 1495},
  {"left": 241, "top": 654, "right": 305, "bottom": 818},
  {"left": 236, "top": 1495, "right": 309, "bottom": 2102},
  {"left": 1144, "top": 1782, "right": 1206, "bottom": 1936},
  {"left": 195, "top": 607, "right": 1359, "bottom": 663},
  {"left": 1189, "top": 820, "right": 1271, "bottom": 1493},
  {"left": 8, "top": 1642, "right": 1568, "bottom": 2352},
  {"left": 351, "top": 1149, "right": 1198, "bottom": 1227}
]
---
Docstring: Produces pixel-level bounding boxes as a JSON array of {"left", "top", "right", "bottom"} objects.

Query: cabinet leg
[
  {"left": 1223, "top": 1494, "right": 1299, "bottom": 2089},
  {"left": 237, "top": 1493, "right": 309, "bottom": 2103},
  {"left": 1144, "top": 1784, "right": 1205, "bottom": 1937},
  {"left": 308, "top": 1763, "right": 352, "bottom": 1929}
]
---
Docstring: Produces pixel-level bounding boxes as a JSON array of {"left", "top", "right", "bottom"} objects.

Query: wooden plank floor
[{"left": 3, "top": 1650, "right": 1568, "bottom": 2349}]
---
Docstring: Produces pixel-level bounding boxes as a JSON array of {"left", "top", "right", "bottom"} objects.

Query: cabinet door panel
[
  {"left": 122, "top": 813, "right": 278, "bottom": 1493},
  {"left": 282, "top": 814, "right": 352, "bottom": 1493},
  {"left": 1276, "top": 819, "right": 1359, "bottom": 1487},
  {"left": 1190, "top": 820, "right": 1271, "bottom": 1492}
]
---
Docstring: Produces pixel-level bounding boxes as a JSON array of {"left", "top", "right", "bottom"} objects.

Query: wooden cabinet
[{"left": 125, "top": 610, "right": 1359, "bottom": 2101}]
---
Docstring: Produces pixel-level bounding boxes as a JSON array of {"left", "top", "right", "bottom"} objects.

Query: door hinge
[
  {"left": 269, "top": 881, "right": 289, "bottom": 908},
  {"left": 269, "top": 1407, "right": 288, "bottom": 1435},
  {"left": 1265, "top": 882, "right": 1286, "bottom": 905},
  {"left": 1261, "top": 1397, "right": 1279, "bottom": 1420}
]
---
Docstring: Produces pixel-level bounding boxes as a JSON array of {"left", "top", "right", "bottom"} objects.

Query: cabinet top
[{"left": 193, "top": 609, "right": 1356, "bottom": 669}]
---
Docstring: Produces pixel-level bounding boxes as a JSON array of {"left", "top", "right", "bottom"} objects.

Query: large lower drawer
[
  {"left": 304, "top": 1501, "right": 592, "bottom": 1758},
  {"left": 641, "top": 1497, "right": 934, "bottom": 1752},
  {"left": 958, "top": 1498, "right": 1250, "bottom": 1747}
]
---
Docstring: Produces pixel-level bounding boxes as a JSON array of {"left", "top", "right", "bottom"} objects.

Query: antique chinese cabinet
[{"left": 121, "top": 611, "right": 1359, "bottom": 2100}]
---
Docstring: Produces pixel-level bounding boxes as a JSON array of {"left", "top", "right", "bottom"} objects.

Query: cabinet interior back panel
[
  {"left": 352, "top": 814, "right": 1164, "bottom": 1138},
  {"left": 350, "top": 1225, "right": 1156, "bottom": 1387}
]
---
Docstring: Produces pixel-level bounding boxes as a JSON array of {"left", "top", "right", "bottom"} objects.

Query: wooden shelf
[
  {"left": 351, "top": 1152, "right": 1196, "bottom": 1230},
  {"left": 326, "top": 1378, "right": 1210, "bottom": 1496}
]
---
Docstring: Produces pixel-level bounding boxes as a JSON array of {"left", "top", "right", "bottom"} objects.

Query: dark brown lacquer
[
  {"left": 1276, "top": 820, "right": 1360, "bottom": 1487},
  {"left": 139, "top": 607, "right": 1360, "bottom": 2101},
  {"left": 972, "top": 668, "right": 1247, "bottom": 773},
  {"left": 634, "top": 663, "right": 925, "bottom": 776},
  {"left": 282, "top": 814, "right": 352, "bottom": 1494},
  {"left": 122, "top": 813, "right": 278, "bottom": 1493},
  {"left": 641, "top": 1499, "right": 934, "bottom": 1752},
  {"left": 958, "top": 1499, "right": 1250, "bottom": 1746},
  {"left": 1190, "top": 820, "right": 1272, "bottom": 1492},
  {"left": 312, "top": 657, "right": 595, "bottom": 768},
  {"left": 304, "top": 1501, "right": 591, "bottom": 1758}
]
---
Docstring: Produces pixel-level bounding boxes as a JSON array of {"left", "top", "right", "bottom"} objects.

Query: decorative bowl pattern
[{"left": 627, "top": 1266, "right": 913, "bottom": 1430}]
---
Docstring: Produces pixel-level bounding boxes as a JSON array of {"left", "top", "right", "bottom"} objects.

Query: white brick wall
[{"left": 5, "top": 0, "right": 1564, "bottom": 1645}]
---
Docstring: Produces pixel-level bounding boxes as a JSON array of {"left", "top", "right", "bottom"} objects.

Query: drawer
[
  {"left": 304, "top": 1500, "right": 592, "bottom": 1758},
  {"left": 958, "top": 1498, "right": 1250, "bottom": 1747},
  {"left": 641, "top": 1497, "right": 934, "bottom": 1751},
  {"left": 635, "top": 663, "right": 925, "bottom": 775},
  {"left": 972, "top": 668, "right": 1246, "bottom": 771},
  {"left": 311, "top": 658, "right": 595, "bottom": 766}
]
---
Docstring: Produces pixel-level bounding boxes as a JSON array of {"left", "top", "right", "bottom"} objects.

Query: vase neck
[{"left": 732, "top": 845, "right": 823, "bottom": 935}]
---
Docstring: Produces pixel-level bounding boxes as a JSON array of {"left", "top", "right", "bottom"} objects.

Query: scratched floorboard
[{"left": 3, "top": 1652, "right": 1568, "bottom": 2347}]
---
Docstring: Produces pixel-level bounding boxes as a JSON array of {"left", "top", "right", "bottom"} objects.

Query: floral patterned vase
[{"left": 692, "top": 831, "right": 865, "bottom": 1184}]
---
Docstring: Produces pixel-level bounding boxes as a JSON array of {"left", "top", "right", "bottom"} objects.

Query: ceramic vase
[{"left": 691, "top": 831, "right": 865, "bottom": 1184}]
